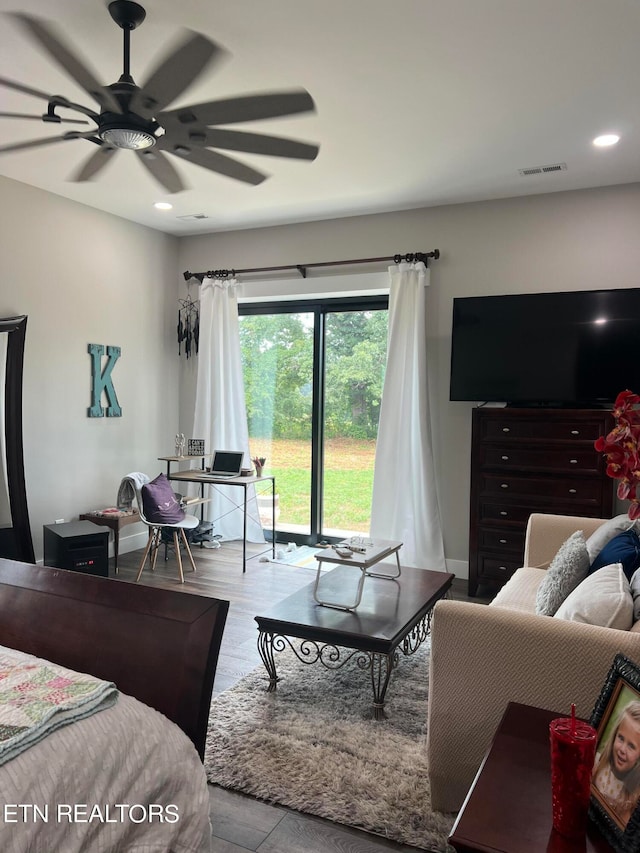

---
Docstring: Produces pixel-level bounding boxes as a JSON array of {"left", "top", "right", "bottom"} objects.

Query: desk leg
[
  {"left": 242, "top": 485, "right": 247, "bottom": 573},
  {"left": 113, "top": 528, "right": 119, "bottom": 574},
  {"left": 271, "top": 478, "right": 275, "bottom": 558}
]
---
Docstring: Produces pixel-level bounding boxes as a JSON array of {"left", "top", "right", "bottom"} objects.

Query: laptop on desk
[{"left": 202, "top": 450, "right": 244, "bottom": 479}]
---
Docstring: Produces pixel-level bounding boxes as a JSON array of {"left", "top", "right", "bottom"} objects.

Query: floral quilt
[{"left": 0, "top": 647, "right": 117, "bottom": 766}]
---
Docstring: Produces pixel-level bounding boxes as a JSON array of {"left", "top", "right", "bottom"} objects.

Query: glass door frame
[{"left": 239, "top": 294, "right": 389, "bottom": 545}]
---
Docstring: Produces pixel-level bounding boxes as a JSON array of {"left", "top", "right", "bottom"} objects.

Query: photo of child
[{"left": 592, "top": 699, "right": 640, "bottom": 829}]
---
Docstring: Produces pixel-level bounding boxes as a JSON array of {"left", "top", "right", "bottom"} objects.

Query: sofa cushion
[
  {"left": 586, "top": 514, "right": 639, "bottom": 562},
  {"left": 491, "top": 567, "right": 547, "bottom": 613},
  {"left": 141, "top": 473, "right": 185, "bottom": 525},
  {"left": 535, "top": 531, "right": 590, "bottom": 616},
  {"left": 589, "top": 528, "right": 640, "bottom": 582},
  {"left": 554, "top": 563, "right": 633, "bottom": 630}
]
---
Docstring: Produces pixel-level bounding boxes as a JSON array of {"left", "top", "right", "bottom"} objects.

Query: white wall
[
  {"left": 0, "top": 176, "right": 180, "bottom": 562},
  {"left": 178, "top": 183, "right": 640, "bottom": 578}
]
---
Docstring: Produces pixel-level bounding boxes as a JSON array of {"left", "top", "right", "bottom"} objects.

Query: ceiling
[{"left": 0, "top": 0, "right": 638, "bottom": 236}]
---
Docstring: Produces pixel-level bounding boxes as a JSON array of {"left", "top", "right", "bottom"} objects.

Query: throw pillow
[
  {"left": 141, "top": 473, "right": 185, "bottom": 525},
  {"left": 586, "top": 514, "right": 639, "bottom": 562},
  {"left": 589, "top": 528, "right": 640, "bottom": 582},
  {"left": 535, "top": 531, "right": 590, "bottom": 616},
  {"left": 554, "top": 563, "right": 634, "bottom": 630}
]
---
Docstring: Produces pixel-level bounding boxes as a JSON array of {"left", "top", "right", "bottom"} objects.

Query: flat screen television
[{"left": 449, "top": 287, "right": 640, "bottom": 407}]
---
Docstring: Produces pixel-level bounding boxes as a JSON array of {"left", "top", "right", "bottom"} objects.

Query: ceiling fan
[{"left": 0, "top": 0, "right": 319, "bottom": 193}]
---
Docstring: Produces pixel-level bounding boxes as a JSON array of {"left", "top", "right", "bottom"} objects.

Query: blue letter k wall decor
[{"left": 88, "top": 343, "right": 122, "bottom": 417}]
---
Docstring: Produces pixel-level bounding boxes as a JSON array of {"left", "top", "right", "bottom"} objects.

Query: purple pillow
[{"left": 141, "top": 473, "right": 185, "bottom": 524}]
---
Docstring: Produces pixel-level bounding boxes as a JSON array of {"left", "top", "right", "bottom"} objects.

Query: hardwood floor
[{"left": 115, "top": 541, "right": 489, "bottom": 853}]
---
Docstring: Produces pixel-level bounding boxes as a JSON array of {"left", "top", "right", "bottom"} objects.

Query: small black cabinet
[{"left": 43, "top": 520, "right": 109, "bottom": 577}]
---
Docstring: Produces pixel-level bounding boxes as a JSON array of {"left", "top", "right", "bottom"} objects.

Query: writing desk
[{"left": 159, "top": 458, "right": 275, "bottom": 572}]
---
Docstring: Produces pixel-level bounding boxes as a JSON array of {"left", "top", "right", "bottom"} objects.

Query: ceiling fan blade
[
  {"left": 132, "top": 31, "right": 226, "bottom": 118},
  {"left": 0, "top": 75, "right": 58, "bottom": 102},
  {"left": 135, "top": 149, "right": 186, "bottom": 193},
  {"left": 161, "top": 89, "right": 316, "bottom": 127},
  {"left": 0, "top": 112, "right": 89, "bottom": 124},
  {"left": 159, "top": 140, "right": 267, "bottom": 185},
  {"left": 191, "top": 128, "right": 319, "bottom": 160},
  {"left": 10, "top": 13, "right": 122, "bottom": 114},
  {"left": 0, "top": 130, "right": 91, "bottom": 154},
  {"left": 70, "top": 145, "right": 118, "bottom": 182}
]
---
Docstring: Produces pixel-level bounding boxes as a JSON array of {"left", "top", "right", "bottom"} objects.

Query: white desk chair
[{"left": 133, "top": 489, "right": 199, "bottom": 584}]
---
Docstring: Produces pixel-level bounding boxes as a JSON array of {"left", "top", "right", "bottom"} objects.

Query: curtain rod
[{"left": 183, "top": 250, "right": 440, "bottom": 283}]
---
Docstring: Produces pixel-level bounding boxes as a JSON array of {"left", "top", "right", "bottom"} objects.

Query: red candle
[{"left": 549, "top": 705, "right": 597, "bottom": 838}]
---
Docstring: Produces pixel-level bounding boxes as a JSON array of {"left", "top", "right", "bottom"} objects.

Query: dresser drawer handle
[
  {"left": 498, "top": 566, "right": 508, "bottom": 572},
  {"left": 502, "top": 427, "right": 510, "bottom": 433},
  {"left": 570, "top": 429, "right": 580, "bottom": 435},
  {"left": 499, "top": 538, "right": 507, "bottom": 544},
  {"left": 569, "top": 488, "right": 577, "bottom": 494},
  {"left": 500, "top": 511, "right": 508, "bottom": 516},
  {"left": 501, "top": 455, "right": 509, "bottom": 461},
  {"left": 569, "top": 459, "right": 578, "bottom": 464},
  {"left": 501, "top": 483, "right": 509, "bottom": 489}
]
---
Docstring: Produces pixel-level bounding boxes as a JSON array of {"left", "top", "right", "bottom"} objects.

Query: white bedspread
[{"left": 0, "top": 652, "right": 211, "bottom": 852}]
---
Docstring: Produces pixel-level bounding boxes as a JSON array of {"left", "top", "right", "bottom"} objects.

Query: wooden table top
[
  {"left": 449, "top": 702, "right": 614, "bottom": 853},
  {"left": 255, "top": 565, "right": 454, "bottom": 655}
]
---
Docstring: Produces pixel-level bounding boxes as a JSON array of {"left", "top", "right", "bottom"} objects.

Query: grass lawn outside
[{"left": 249, "top": 437, "right": 376, "bottom": 534}]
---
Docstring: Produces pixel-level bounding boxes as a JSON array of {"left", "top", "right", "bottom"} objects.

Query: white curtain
[
  {"left": 192, "top": 279, "right": 264, "bottom": 543},
  {"left": 370, "top": 262, "right": 446, "bottom": 570}
]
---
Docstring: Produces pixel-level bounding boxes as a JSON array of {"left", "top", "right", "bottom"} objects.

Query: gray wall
[
  {"left": 0, "top": 175, "right": 180, "bottom": 562},
  {"left": 1, "top": 173, "right": 637, "bottom": 572},
  {"left": 178, "top": 183, "right": 640, "bottom": 577}
]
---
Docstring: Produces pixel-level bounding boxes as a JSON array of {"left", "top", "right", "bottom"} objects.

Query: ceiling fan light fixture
[{"left": 100, "top": 127, "right": 156, "bottom": 150}]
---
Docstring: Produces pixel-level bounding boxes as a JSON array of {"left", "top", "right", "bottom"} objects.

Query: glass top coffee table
[{"left": 255, "top": 564, "right": 454, "bottom": 719}]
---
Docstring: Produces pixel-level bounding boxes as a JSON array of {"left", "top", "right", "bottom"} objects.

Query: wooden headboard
[{"left": 0, "top": 558, "right": 229, "bottom": 759}]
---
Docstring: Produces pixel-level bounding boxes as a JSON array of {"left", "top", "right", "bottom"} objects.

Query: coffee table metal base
[{"left": 257, "top": 601, "right": 442, "bottom": 720}]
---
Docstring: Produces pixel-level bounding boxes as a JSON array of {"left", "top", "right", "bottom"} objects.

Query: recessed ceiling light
[
  {"left": 154, "top": 201, "right": 173, "bottom": 210},
  {"left": 594, "top": 317, "right": 608, "bottom": 325},
  {"left": 593, "top": 134, "right": 620, "bottom": 148}
]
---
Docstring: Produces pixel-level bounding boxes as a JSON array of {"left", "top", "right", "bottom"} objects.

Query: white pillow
[
  {"left": 586, "top": 515, "right": 639, "bottom": 562},
  {"left": 554, "top": 563, "right": 633, "bottom": 630},
  {"left": 535, "top": 531, "right": 591, "bottom": 616}
]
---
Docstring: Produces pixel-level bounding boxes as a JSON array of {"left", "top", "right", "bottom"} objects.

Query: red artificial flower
[{"left": 595, "top": 390, "right": 640, "bottom": 520}]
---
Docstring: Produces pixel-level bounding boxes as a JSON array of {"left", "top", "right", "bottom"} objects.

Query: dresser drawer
[
  {"left": 479, "top": 526, "right": 526, "bottom": 554},
  {"left": 480, "top": 473, "right": 605, "bottom": 506},
  {"left": 479, "top": 502, "right": 533, "bottom": 526},
  {"left": 478, "top": 445, "right": 605, "bottom": 476},
  {"left": 480, "top": 416, "right": 608, "bottom": 444},
  {"left": 476, "top": 554, "right": 521, "bottom": 583}
]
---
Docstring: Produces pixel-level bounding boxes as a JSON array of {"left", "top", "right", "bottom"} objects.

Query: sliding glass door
[{"left": 239, "top": 296, "right": 388, "bottom": 544}]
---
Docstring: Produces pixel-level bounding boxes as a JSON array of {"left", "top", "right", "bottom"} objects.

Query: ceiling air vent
[
  {"left": 177, "top": 213, "right": 209, "bottom": 220},
  {"left": 518, "top": 163, "right": 567, "bottom": 177}
]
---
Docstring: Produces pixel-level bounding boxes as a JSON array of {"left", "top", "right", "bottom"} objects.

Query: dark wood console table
[{"left": 448, "top": 702, "right": 614, "bottom": 853}]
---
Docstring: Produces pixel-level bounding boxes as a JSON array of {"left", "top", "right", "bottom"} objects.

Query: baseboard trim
[{"left": 446, "top": 557, "right": 468, "bottom": 581}]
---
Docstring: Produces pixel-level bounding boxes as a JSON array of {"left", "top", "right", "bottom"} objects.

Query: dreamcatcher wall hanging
[{"left": 177, "top": 295, "right": 199, "bottom": 358}]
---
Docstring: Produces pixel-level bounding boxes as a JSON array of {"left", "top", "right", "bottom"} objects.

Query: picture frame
[
  {"left": 589, "top": 653, "right": 640, "bottom": 852},
  {"left": 187, "top": 438, "right": 205, "bottom": 457}
]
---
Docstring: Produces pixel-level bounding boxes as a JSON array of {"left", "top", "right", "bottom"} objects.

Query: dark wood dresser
[{"left": 468, "top": 407, "right": 614, "bottom": 597}]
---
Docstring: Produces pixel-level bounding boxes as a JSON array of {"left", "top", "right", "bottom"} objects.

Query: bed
[{"left": 0, "top": 557, "right": 229, "bottom": 852}]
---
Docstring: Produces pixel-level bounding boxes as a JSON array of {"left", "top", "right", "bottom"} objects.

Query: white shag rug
[{"left": 204, "top": 641, "right": 456, "bottom": 852}]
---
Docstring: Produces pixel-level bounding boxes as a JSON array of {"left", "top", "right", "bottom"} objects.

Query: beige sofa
[{"left": 427, "top": 512, "right": 640, "bottom": 813}]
